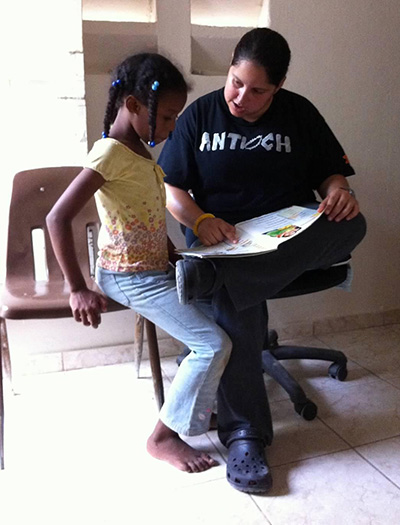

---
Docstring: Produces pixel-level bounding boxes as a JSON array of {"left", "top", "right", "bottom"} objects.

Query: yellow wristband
[{"left": 193, "top": 213, "right": 215, "bottom": 236}]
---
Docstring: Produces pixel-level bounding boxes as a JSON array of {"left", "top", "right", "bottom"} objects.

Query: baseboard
[
  {"left": 11, "top": 308, "right": 400, "bottom": 376},
  {"left": 274, "top": 308, "right": 400, "bottom": 340}
]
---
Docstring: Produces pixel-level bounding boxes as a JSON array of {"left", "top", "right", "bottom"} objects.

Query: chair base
[
  {"left": 176, "top": 330, "right": 348, "bottom": 422},
  {"left": 262, "top": 329, "right": 348, "bottom": 420}
]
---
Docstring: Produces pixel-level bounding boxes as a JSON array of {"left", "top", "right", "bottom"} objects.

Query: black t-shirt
[{"left": 159, "top": 87, "right": 355, "bottom": 225}]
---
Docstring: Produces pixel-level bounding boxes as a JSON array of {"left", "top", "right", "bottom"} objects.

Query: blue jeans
[{"left": 96, "top": 267, "right": 232, "bottom": 436}]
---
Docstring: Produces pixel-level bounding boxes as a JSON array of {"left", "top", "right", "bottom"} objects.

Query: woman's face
[{"left": 224, "top": 60, "right": 284, "bottom": 122}]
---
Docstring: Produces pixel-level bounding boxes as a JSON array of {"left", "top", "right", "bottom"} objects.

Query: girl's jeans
[{"left": 96, "top": 267, "right": 232, "bottom": 436}]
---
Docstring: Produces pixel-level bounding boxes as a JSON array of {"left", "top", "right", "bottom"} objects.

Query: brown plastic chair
[{"left": 0, "top": 167, "right": 165, "bottom": 469}]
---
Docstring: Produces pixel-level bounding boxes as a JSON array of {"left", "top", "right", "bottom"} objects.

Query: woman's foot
[
  {"left": 147, "top": 421, "right": 218, "bottom": 473},
  {"left": 175, "top": 258, "right": 221, "bottom": 304},
  {"left": 226, "top": 436, "right": 272, "bottom": 493}
]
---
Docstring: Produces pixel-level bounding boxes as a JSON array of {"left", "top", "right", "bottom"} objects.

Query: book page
[
  {"left": 177, "top": 205, "right": 322, "bottom": 258},
  {"left": 177, "top": 233, "right": 275, "bottom": 258},
  {"left": 237, "top": 205, "right": 322, "bottom": 246}
]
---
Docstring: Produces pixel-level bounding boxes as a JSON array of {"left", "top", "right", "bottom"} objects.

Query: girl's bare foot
[{"left": 147, "top": 420, "right": 218, "bottom": 473}]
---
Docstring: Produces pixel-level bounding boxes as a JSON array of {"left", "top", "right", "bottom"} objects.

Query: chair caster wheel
[
  {"left": 329, "top": 362, "right": 348, "bottom": 381},
  {"left": 294, "top": 400, "right": 318, "bottom": 420}
]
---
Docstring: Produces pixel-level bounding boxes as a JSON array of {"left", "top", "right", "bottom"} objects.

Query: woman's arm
[
  {"left": 165, "top": 183, "right": 238, "bottom": 246},
  {"left": 317, "top": 174, "right": 360, "bottom": 222},
  {"left": 46, "top": 168, "right": 108, "bottom": 328}
]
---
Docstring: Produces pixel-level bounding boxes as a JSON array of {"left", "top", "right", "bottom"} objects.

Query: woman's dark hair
[
  {"left": 231, "top": 28, "right": 291, "bottom": 86},
  {"left": 103, "top": 53, "right": 188, "bottom": 145}
]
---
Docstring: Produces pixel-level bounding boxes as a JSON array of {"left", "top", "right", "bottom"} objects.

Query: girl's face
[
  {"left": 133, "top": 91, "right": 187, "bottom": 145},
  {"left": 224, "top": 60, "right": 284, "bottom": 122}
]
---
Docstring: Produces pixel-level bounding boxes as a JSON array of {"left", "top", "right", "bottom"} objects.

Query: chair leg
[
  {"left": 270, "top": 345, "right": 348, "bottom": 381},
  {"left": 145, "top": 319, "right": 165, "bottom": 410},
  {"left": 134, "top": 314, "right": 145, "bottom": 378},
  {"left": 0, "top": 317, "right": 9, "bottom": 469},
  {"left": 0, "top": 337, "right": 3, "bottom": 470},
  {"left": 262, "top": 350, "right": 318, "bottom": 421},
  {"left": 0, "top": 317, "right": 11, "bottom": 383}
]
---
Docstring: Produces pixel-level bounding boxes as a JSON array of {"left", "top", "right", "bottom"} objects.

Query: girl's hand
[
  {"left": 318, "top": 188, "right": 359, "bottom": 222},
  {"left": 197, "top": 217, "right": 238, "bottom": 246},
  {"left": 69, "top": 289, "right": 108, "bottom": 329}
]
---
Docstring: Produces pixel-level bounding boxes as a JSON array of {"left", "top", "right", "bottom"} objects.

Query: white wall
[
  {"left": 266, "top": 0, "right": 400, "bottom": 328},
  {"left": 0, "top": 0, "right": 87, "bottom": 283},
  {"left": 86, "top": 0, "right": 400, "bottom": 335}
]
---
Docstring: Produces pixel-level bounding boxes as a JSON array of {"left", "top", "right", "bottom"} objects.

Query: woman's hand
[
  {"left": 318, "top": 188, "right": 359, "bottom": 222},
  {"left": 197, "top": 217, "right": 238, "bottom": 246},
  {"left": 165, "top": 183, "right": 238, "bottom": 246},
  {"left": 317, "top": 174, "right": 360, "bottom": 222},
  {"left": 69, "top": 289, "right": 108, "bottom": 329}
]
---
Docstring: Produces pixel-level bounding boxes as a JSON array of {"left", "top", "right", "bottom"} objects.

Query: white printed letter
[
  {"left": 212, "top": 132, "right": 226, "bottom": 151},
  {"left": 276, "top": 134, "right": 291, "bottom": 153},
  {"left": 199, "top": 132, "right": 211, "bottom": 152},
  {"left": 228, "top": 133, "right": 242, "bottom": 150},
  {"left": 261, "top": 133, "right": 274, "bottom": 151},
  {"left": 244, "top": 135, "right": 262, "bottom": 150}
]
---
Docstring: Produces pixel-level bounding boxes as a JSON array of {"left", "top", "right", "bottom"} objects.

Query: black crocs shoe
[
  {"left": 176, "top": 258, "right": 220, "bottom": 305},
  {"left": 226, "top": 437, "right": 272, "bottom": 494}
]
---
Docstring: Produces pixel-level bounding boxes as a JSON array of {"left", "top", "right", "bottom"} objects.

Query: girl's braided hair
[{"left": 103, "top": 53, "right": 187, "bottom": 145}]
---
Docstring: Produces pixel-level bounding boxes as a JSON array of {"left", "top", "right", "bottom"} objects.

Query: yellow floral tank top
[{"left": 84, "top": 138, "right": 169, "bottom": 272}]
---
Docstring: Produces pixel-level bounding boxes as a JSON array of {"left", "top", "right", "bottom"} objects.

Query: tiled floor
[{"left": 2, "top": 323, "right": 400, "bottom": 524}]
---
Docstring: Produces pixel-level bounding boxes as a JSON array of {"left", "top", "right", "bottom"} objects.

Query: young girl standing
[{"left": 47, "top": 53, "right": 232, "bottom": 473}]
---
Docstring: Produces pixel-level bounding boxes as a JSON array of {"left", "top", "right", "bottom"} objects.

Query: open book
[{"left": 177, "top": 205, "right": 322, "bottom": 258}]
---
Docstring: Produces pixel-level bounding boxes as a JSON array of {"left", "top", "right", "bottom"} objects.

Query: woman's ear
[
  {"left": 274, "top": 76, "right": 286, "bottom": 94},
  {"left": 126, "top": 95, "right": 141, "bottom": 114}
]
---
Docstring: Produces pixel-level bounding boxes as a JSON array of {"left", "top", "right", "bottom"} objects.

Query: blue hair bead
[
  {"left": 151, "top": 81, "right": 159, "bottom": 91},
  {"left": 148, "top": 140, "right": 156, "bottom": 147},
  {"left": 102, "top": 131, "right": 108, "bottom": 138},
  {"left": 112, "top": 79, "right": 121, "bottom": 87}
]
